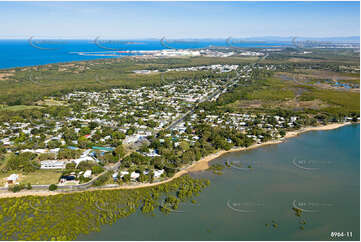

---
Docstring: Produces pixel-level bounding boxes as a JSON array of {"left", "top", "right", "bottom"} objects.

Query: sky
[{"left": 0, "top": 1, "right": 359, "bottom": 39}]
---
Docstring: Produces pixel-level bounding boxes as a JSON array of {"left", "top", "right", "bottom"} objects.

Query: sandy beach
[
  {"left": 0, "top": 122, "right": 353, "bottom": 198},
  {"left": 187, "top": 122, "right": 352, "bottom": 172}
]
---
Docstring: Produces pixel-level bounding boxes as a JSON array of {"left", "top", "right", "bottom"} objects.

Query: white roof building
[
  {"left": 154, "top": 169, "right": 164, "bottom": 178},
  {"left": 119, "top": 171, "right": 129, "bottom": 178},
  {"left": 21, "top": 149, "right": 48, "bottom": 154},
  {"left": 83, "top": 170, "right": 92, "bottom": 178},
  {"left": 130, "top": 172, "right": 140, "bottom": 180},
  {"left": 290, "top": 116, "right": 298, "bottom": 122},
  {"left": 112, "top": 172, "right": 119, "bottom": 179},
  {"left": 7, "top": 174, "right": 19, "bottom": 182},
  {"left": 41, "top": 160, "right": 67, "bottom": 169}
]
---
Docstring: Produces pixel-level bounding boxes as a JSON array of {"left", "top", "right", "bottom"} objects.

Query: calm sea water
[
  {"left": 78, "top": 124, "right": 360, "bottom": 241},
  {"left": 0, "top": 39, "right": 291, "bottom": 69}
]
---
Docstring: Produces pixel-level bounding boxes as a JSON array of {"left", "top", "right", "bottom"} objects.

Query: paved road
[
  {"left": 0, "top": 172, "right": 106, "bottom": 191},
  {"left": 1, "top": 65, "right": 253, "bottom": 193},
  {"left": 166, "top": 73, "right": 241, "bottom": 131},
  {"left": 109, "top": 74, "right": 241, "bottom": 172}
]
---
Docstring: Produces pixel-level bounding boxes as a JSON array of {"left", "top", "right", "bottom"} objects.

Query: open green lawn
[
  {"left": 21, "top": 170, "right": 62, "bottom": 185},
  {"left": 0, "top": 170, "right": 62, "bottom": 186}
]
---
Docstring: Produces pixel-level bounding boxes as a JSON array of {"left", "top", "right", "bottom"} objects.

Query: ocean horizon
[{"left": 0, "top": 39, "right": 292, "bottom": 70}]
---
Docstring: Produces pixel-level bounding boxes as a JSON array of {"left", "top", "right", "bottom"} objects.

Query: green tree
[
  {"left": 114, "top": 144, "right": 126, "bottom": 159},
  {"left": 77, "top": 136, "right": 89, "bottom": 149},
  {"left": 49, "top": 184, "right": 58, "bottom": 191}
]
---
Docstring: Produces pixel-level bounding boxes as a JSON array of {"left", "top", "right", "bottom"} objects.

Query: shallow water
[{"left": 79, "top": 124, "right": 360, "bottom": 241}]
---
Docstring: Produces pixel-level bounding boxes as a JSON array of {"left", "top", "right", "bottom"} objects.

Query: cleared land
[{"left": 0, "top": 170, "right": 62, "bottom": 186}]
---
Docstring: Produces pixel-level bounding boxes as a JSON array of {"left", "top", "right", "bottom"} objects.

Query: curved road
[{"left": 1, "top": 57, "right": 262, "bottom": 194}]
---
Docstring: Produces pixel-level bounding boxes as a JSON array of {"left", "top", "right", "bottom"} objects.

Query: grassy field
[
  {"left": 0, "top": 170, "right": 62, "bottom": 186},
  {"left": 0, "top": 105, "right": 43, "bottom": 111}
]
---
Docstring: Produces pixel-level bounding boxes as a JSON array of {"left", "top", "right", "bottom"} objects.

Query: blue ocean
[
  {"left": 0, "top": 39, "right": 291, "bottom": 69},
  {"left": 78, "top": 124, "right": 360, "bottom": 241}
]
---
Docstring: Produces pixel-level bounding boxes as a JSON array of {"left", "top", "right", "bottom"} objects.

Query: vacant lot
[{"left": 0, "top": 170, "right": 62, "bottom": 186}]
